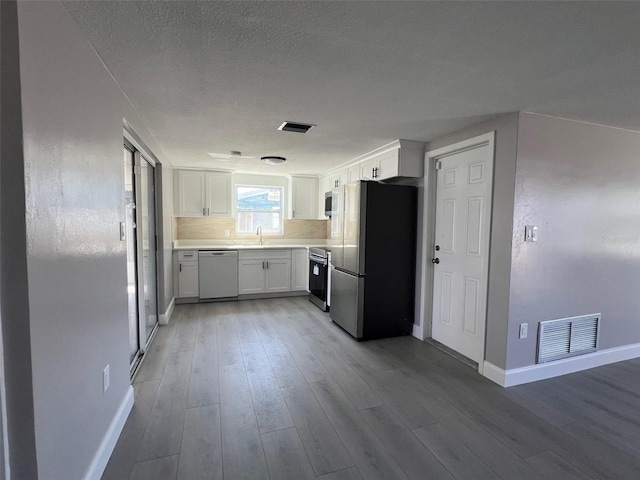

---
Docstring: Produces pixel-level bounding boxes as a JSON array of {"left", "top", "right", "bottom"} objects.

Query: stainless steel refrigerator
[{"left": 330, "top": 181, "right": 417, "bottom": 339}]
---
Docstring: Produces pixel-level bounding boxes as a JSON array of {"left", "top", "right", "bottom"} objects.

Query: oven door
[{"left": 308, "top": 254, "right": 328, "bottom": 310}]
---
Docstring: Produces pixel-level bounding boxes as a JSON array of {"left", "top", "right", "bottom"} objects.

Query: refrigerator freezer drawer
[{"left": 330, "top": 268, "right": 364, "bottom": 338}]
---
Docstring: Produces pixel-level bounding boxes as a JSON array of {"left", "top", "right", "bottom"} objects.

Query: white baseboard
[
  {"left": 412, "top": 323, "right": 424, "bottom": 340},
  {"left": 159, "top": 297, "right": 175, "bottom": 325},
  {"left": 483, "top": 342, "right": 640, "bottom": 387},
  {"left": 83, "top": 385, "right": 134, "bottom": 480},
  {"left": 482, "top": 361, "right": 507, "bottom": 386}
]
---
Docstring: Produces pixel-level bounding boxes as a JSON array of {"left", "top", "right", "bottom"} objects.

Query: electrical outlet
[
  {"left": 519, "top": 323, "right": 528, "bottom": 339},
  {"left": 103, "top": 365, "right": 110, "bottom": 393},
  {"left": 224, "top": 229, "right": 230, "bottom": 237}
]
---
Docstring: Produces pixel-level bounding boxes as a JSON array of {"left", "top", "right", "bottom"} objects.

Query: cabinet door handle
[
  {"left": 202, "top": 207, "right": 205, "bottom": 216},
  {"left": 180, "top": 264, "right": 182, "bottom": 272},
  {"left": 262, "top": 261, "right": 265, "bottom": 269},
  {"left": 207, "top": 207, "right": 210, "bottom": 216},
  {"left": 266, "top": 261, "right": 269, "bottom": 269}
]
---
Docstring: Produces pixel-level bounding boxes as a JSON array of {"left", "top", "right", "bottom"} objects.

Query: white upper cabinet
[
  {"left": 347, "top": 164, "right": 362, "bottom": 184},
  {"left": 359, "top": 140, "right": 425, "bottom": 181},
  {"left": 359, "top": 157, "right": 379, "bottom": 181},
  {"left": 175, "top": 170, "right": 231, "bottom": 217},
  {"left": 205, "top": 172, "right": 231, "bottom": 216},
  {"left": 290, "top": 176, "right": 318, "bottom": 220},
  {"left": 318, "top": 175, "right": 332, "bottom": 219},
  {"left": 328, "top": 169, "right": 348, "bottom": 189},
  {"left": 175, "top": 170, "right": 206, "bottom": 216}
]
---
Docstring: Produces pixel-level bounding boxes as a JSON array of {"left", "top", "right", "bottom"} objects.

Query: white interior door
[{"left": 430, "top": 133, "right": 494, "bottom": 364}]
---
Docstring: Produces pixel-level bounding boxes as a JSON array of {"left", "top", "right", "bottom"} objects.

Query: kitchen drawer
[
  {"left": 178, "top": 250, "right": 198, "bottom": 261},
  {"left": 238, "top": 249, "right": 292, "bottom": 260}
]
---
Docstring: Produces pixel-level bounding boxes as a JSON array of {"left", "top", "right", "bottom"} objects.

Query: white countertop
[{"left": 173, "top": 239, "right": 329, "bottom": 251}]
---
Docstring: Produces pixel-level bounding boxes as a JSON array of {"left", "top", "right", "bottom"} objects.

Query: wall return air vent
[{"left": 537, "top": 313, "right": 600, "bottom": 364}]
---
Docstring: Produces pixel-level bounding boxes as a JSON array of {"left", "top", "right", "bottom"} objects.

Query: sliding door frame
[{"left": 123, "top": 127, "right": 166, "bottom": 374}]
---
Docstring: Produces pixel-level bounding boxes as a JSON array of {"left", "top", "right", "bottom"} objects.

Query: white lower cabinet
[
  {"left": 177, "top": 250, "right": 199, "bottom": 297},
  {"left": 238, "top": 249, "right": 291, "bottom": 295},
  {"left": 265, "top": 259, "right": 292, "bottom": 293},
  {"left": 237, "top": 259, "right": 265, "bottom": 294},
  {"left": 291, "top": 248, "right": 309, "bottom": 291}
]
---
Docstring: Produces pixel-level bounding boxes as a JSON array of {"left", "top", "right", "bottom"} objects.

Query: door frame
[{"left": 415, "top": 131, "right": 495, "bottom": 373}]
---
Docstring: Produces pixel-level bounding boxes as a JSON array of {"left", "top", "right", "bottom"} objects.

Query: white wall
[
  {"left": 162, "top": 164, "right": 175, "bottom": 314},
  {"left": 16, "top": 1, "right": 174, "bottom": 478}
]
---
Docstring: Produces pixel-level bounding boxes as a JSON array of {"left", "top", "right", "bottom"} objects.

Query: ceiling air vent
[
  {"left": 278, "top": 121, "right": 316, "bottom": 134},
  {"left": 537, "top": 314, "right": 600, "bottom": 364}
]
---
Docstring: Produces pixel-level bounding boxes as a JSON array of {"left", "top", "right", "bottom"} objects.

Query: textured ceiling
[{"left": 63, "top": 1, "right": 640, "bottom": 175}]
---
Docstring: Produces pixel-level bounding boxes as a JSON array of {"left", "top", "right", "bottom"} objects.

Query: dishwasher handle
[{"left": 198, "top": 250, "right": 238, "bottom": 257}]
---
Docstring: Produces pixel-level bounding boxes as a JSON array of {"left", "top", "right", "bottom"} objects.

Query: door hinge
[{"left": 435, "top": 161, "right": 442, "bottom": 170}]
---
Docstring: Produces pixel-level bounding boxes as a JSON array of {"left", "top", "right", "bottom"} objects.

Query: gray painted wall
[
  {"left": 17, "top": 2, "right": 174, "bottom": 478},
  {"left": 506, "top": 113, "right": 640, "bottom": 369},
  {"left": 427, "top": 113, "right": 519, "bottom": 370}
]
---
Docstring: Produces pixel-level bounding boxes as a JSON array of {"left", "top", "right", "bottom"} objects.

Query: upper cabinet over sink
[
  {"left": 175, "top": 170, "right": 231, "bottom": 217},
  {"left": 290, "top": 175, "right": 319, "bottom": 220}
]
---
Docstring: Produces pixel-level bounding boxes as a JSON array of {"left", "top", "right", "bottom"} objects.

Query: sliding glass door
[
  {"left": 123, "top": 146, "right": 140, "bottom": 363},
  {"left": 124, "top": 143, "right": 159, "bottom": 371},
  {"left": 138, "top": 155, "right": 158, "bottom": 343}
]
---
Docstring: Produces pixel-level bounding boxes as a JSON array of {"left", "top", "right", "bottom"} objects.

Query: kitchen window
[{"left": 236, "top": 185, "right": 284, "bottom": 235}]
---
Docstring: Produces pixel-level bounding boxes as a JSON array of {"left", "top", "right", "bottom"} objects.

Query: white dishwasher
[{"left": 198, "top": 250, "right": 238, "bottom": 300}]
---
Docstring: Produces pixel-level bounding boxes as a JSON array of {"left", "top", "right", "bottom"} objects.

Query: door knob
[{"left": 432, "top": 258, "right": 440, "bottom": 264}]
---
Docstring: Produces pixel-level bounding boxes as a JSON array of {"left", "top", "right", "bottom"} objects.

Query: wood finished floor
[{"left": 103, "top": 297, "right": 640, "bottom": 480}]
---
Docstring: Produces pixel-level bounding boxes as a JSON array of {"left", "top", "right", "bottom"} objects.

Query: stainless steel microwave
[{"left": 324, "top": 192, "right": 332, "bottom": 217}]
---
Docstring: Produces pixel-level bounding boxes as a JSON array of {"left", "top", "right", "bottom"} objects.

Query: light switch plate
[
  {"left": 519, "top": 323, "right": 528, "bottom": 339},
  {"left": 525, "top": 225, "right": 538, "bottom": 242},
  {"left": 103, "top": 365, "right": 110, "bottom": 392}
]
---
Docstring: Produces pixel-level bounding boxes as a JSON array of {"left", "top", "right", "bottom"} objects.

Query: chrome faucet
[{"left": 256, "top": 225, "right": 263, "bottom": 245}]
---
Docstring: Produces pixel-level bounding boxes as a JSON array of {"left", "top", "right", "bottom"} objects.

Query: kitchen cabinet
[
  {"left": 174, "top": 169, "right": 231, "bottom": 217},
  {"left": 318, "top": 175, "right": 332, "bottom": 219},
  {"left": 291, "top": 248, "right": 309, "bottom": 291},
  {"left": 328, "top": 169, "right": 348, "bottom": 189},
  {"left": 358, "top": 140, "right": 425, "bottom": 181},
  {"left": 290, "top": 176, "right": 318, "bottom": 220},
  {"left": 205, "top": 171, "right": 231, "bottom": 216},
  {"left": 347, "top": 164, "right": 361, "bottom": 184},
  {"left": 360, "top": 156, "right": 379, "bottom": 181},
  {"left": 238, "top": 249, "right": 291, "bottom": 294},
  {"left": 177, "top": 250, "right": 199, "bottom": 297}
]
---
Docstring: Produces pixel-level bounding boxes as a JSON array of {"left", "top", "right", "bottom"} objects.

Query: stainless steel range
[{"left": 308, "top": 247, "right": 331, "bottom": 311}]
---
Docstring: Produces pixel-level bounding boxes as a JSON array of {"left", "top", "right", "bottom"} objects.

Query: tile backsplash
[{"left": 176, "top": 217, "right": 329, "bottom": 241}]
